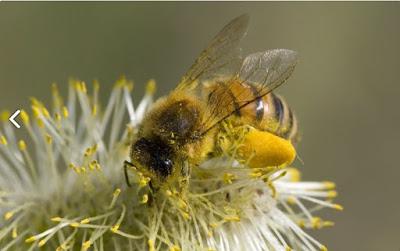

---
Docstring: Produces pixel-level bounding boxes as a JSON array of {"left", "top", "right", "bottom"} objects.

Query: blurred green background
[{"left": 1, "top": 3, "right": 399, "bottom": 250}]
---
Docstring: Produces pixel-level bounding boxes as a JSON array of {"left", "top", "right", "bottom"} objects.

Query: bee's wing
[
  {"left": 201, "top": 49, "right": 298, "bottom": 135},
  {"left": 176, "top": 14, "right": 249, "bottom": 92}
]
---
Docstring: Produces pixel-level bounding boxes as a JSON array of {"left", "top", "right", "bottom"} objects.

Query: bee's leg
[{"left": 123, "top": 160, "right": 135, "bottom": 187}]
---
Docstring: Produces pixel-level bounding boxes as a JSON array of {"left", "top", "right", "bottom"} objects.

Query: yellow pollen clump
[
  {"left": 238, "top": 129, "right": 296, "bottom": 168},
  {"left": 70, "top": 222, "right": 80, "bottom": 228}
]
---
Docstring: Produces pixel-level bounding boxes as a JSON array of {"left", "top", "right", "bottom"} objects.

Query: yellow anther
[
  {"left": 45, "top": 134, "right": 53, "bottom": 144},
  {"left": 323, "top": 181, "right": 336, "bottom": 189},
  {"left": 141, "top": 194, "right": 149, "bottom": 204},
  {"left": 322, "top": 221, "right": 335, "bottom": 227},
  {"left": 177, "top": 199, "right": 188, "bottom": 210},
  {"left": 80, "top": 167, "right": 86, "bottom": 173},
  {"left": 70, "top": 222, "right": 80, "bottom": 227},
  {"left": 165, "top": 190, "right": 172, "bottom": 196},
  {"left": 84, "top": 147, "right": 91, "bottom": 157},
  {"left": 36, "top": 118, "right": 44, "bottom": 128},
  {"left": 333, "top": 204, "right": 344, "bottom": 211},
  {"left": 169, "top": 245, "right": 181, "bottom": 251},
  {"left": 25, "top": 236, "right": 37, "bottom": 243},
  {"left": 287, "top": 168, "right": 301, "bottom": 182},
  {"left": 42, "top": 107, "right": 50, "bottom": 118},
  {"left": 51, "top": 216, "right": 62, "bottom": 222},
  {"left": 113, "top": 188, "right": 121, "bottom": 197},
  {"left": 12, "top": 227, "right": 17, "bottom": 238},
  {"left": 287, "top": 196, "right": 296, "bottom": 205},
  {"left": 93, "top": 80, "right": 100, "bottom": 91},
  {"left": 297, "top": 219, "right": 305, "bottom": 228},
  {"left": 55, "top": 113, "right": 61, "bottom": 121},
  {"left": 224, "top": 215, "right": 240, "bottom": 222},
  {"left": 126, "top": 81, "right": 134, "bottom": 91},
  {"left": 148, "top": 239, "right": 155, "bottom": 251},
  {"left": 80, "top": 218, "right": 90, "bottom": 224},
  {"left": 81, "top": 82, "right": 87, "bottom": 93},
  {"left": 139, "top": 176, "right": 150, "bottom": 187},
  {"left": 0, "top": 110, "right": 10, "bottom": 122},
  {"left": 181, "top": 212, "right": 190, "bottom": 220},
  {"left": 62, "top": 106, "right": 69, "bottom": 118},
  {"left": 285, "top": 246, "right": 292, "bottom": 251},
  {"left": 209, "top": 223, "right": 218, "bottom": 228},
  {"left": 223, "top": 173, "right": 235, "bottom": 184},
  {"left": 73, "top": 167, "right": 81, "bottom": 174},
  {"left": 38, "top": 239, "right": 47, "bottom": 247},
  {"left": 4, "top": 211, "right": 13, "bottom": 220},
  {"left": 82, "top": 240, "right": 91, "bottom": 250},
  {"left": 20, "top": 110, "right": 30, "bottom": 124},
  {"left": 91, "top": 144, "right": 98, "bottom": 153},
  {"left": 327, "top": 191, "right": 338, "bottom": 198},
  {"left": 250, "top": 171, "right": 262, "bottom": 178},
  {"left": 1, "top": 136, "right": 8, "bottom": 146},
  {"left": 320, "top": 245, "right": 328, "bottom": 251},
  {"left": 92, "top": 105, "right": 97, "bottom": 116},
  {"left": 146, "top": 79, "right": 156, "bottom": 95},
  {"left": 18, "top": 140, "right": 27, "bottom": 151},
  {"left": 311, "top": 217, "right": 322, "bottom": 229},
  {"left": 31, "top": 106, "right": 41, "bottom": 118},
  {"left": 110, "top": 224, "right": 120, "bottom": 233}
]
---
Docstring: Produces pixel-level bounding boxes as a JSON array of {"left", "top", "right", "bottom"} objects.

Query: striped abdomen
[{"left": 206, "top": 80, "right": 298, "bottom": 141}]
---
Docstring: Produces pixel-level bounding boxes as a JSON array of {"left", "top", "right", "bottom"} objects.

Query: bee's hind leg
[{"left": 123, "top": 160, "right": 135, "bottom": 187}]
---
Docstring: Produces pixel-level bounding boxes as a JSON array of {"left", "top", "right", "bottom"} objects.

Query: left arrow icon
[{"left": 9, "top": 110, "right": 21, "bottom": 129}]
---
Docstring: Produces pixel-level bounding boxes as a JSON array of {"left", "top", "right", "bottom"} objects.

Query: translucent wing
[
  {"left": 176, "top": 14, "right": 249, "bottom": 92},
  {"left": 202, "top": 49, "right": 298, "bottom": 135}
]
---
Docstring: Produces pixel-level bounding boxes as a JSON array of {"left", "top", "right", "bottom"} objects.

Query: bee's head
[{"left": 130, "top": 137, "right": 174, "bottom": 180}]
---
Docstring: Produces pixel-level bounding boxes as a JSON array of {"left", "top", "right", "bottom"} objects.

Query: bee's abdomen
[{"left": 207, "top": 81, "right": 298, "bottom": 141}]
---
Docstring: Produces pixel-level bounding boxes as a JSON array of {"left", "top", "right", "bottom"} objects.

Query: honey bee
[{"left": 125, "top": 14, "right": 298, "bottom": 190}]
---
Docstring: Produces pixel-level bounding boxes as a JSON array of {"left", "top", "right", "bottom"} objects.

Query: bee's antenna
[
  {"left": 296, "top": 154, "right": 304, "bottom": 166},
  {"left": 123, "top": 160, "right": 135, "bottom": 187}
]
